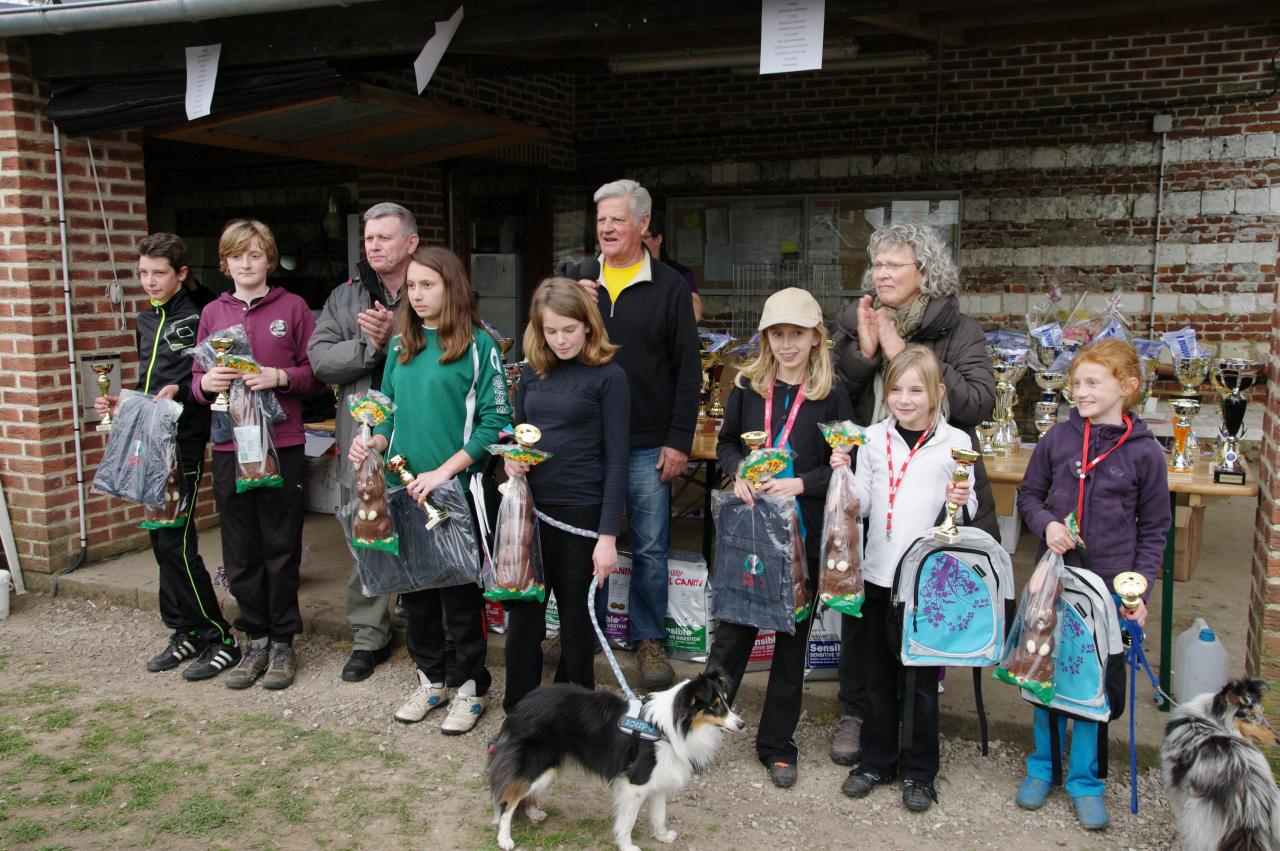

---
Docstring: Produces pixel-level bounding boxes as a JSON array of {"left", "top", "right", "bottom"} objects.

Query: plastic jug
[
  {"left": 1174, "top": 624, "right": 1228, "bottom": 704},
  {"left": 1175, "top": 617, "right": 1209, "bottom": 667}
]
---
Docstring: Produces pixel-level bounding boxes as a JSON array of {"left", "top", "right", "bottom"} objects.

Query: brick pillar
[
  {"left": 0, "top": 40, "right": 151, "bottom": 573},
  {"left": 1249, "top": 283, "right": 1280, "bottom": 679}
]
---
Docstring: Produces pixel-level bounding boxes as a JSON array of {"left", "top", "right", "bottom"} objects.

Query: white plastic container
[
  {"left": 0, "top": 569, "right": 9, "bottom": 620},
  {"left": 1175, "top": 624, "right": 1228, "bottom": 704},
  {"left": 1175, "top": 617, "right": 1209, "bottom": 667}
]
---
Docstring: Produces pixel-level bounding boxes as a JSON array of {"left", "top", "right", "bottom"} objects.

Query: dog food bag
[
  {"left": 817, "top": 420, "right": 866, "bottom": 617},
  {"left": 804, "top": 605, "right": 843, "bottom": 680},
  {"left": 665, "top": 551, "right": 712, "bottom": 662},
  {"left": 995, "top": 550, "right": 1065, "bottom": 703}
]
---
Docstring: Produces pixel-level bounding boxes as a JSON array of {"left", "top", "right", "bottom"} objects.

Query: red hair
[{"left": 1069, "top": 339, "right": 1143, "bottom": 411}]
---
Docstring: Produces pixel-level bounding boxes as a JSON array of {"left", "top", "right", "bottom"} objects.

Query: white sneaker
[
  {"left": 393, "top": 670, "right": 449, "bottom": 724},
  {"left": 440, "top": 693, "right": 486, "bottom": 736}
]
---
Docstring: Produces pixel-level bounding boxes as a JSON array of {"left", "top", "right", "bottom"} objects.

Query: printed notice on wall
[
  {"left": 759, "top": 0, "right": 825, "bottom": 75},
  {"left": 414, "top": 6, "right": 464, "bottom": 93},
  {"left": 184, "top": 44, "right": 221, "bottom": 121}
]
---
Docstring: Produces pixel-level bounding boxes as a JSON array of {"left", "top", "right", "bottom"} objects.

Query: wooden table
[{"left": 983, "top": 446, "right": 1258, "bottom": 706}]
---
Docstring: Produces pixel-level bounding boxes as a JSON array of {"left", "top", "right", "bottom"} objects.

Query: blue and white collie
[
  {"left": 1162, "top": 678, "right": 1280, "bottom": 851},
  {"left": 488, "top": 671, "right": 744, "bottom": 851}
]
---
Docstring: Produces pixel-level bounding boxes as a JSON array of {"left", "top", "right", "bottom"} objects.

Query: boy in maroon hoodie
[{"left": 191, "top": 219, "right": 322, "bottom": 690}]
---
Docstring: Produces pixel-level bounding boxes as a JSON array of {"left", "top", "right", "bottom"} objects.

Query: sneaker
[
  {"left": 262, "top": 642, "right": 296, "bottom": 690},
  {"left": 394, "top": 671, "right": 449, "bottom": 723},
  {"left": 635, "top": 639, "right": 674, "bottom": 690},
  {"left": 768, "top": 761, "right": 798, "bottom": 789},
  {"left": 841, "top": 767, "right": 893, "bottom": 799},
  {"left": 1016, "top": 776, "right": 1051, "bottom": 810},
  {"left": 440, "top": 693, "right": 487, "bottom": 736},
  {"left": 1072, "top": 795, "right": 1110, "bottom": 830},
  {"left": 225, "top": 641, "right": 269, "bottom": 689},
  {"left": 341, "top": 645, "right": 392, "bottom": 683},
  {"left": 182, "top": 642, "right": 241, "bottom": 681},
  {"left": 830, "top": 715, "right": 862, "bottom": 765},
  {"left": 146, "top": 633, "right": 206, "bottom": 673},
  {"left": 902, "top": 779, "right": 938, "bottom": 812}
]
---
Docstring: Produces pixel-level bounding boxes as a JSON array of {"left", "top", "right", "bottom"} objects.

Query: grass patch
[
  {"left": 0, "top": 729, "right": 31, "bottom": 759},
  {"left": 151, "top": 793, "right": 233, "bottom": 837},
  {"left": 37, "top": 708, "right": 77, "bottom": 731},
  {"left": 73, "top": 775, "right": 118, "bottom": 806},
  {"left": 3, "top": 818, "right": 50, "bottom": 844},
  {"left": 502, "top": 816, "right": 614, "bottom": 849},
  {"left": 269, "top": 786, "right": 313, "bottom": 823}
]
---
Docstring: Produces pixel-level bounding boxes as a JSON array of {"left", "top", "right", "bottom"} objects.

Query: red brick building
[{"left": 0, "top": 1, "right": 1277, "bottom": 675}]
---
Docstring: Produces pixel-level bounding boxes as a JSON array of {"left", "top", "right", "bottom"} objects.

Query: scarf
[{"left": 872, "top": 292, "right": 931, "bottom": 341}]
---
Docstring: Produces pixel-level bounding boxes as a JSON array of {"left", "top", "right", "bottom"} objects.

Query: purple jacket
[
  {"left": 191, "top": 287, "right": 323, "bottom": 451},
  {"left": 1017, "top": 408, "right": 1170, "bottom": 588}
]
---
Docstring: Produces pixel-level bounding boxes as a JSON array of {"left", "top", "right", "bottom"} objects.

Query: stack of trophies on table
[{"left": 982, "top": 316, "right": 1262, "bottom": 485}]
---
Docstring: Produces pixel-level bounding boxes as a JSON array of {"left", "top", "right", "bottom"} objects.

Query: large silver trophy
[
  {"left": 988, "top": 349, "right": 1028, "bottom": 455},
  {"left": 1209, "top": 358, "right": 1261, "bottom": 485}
]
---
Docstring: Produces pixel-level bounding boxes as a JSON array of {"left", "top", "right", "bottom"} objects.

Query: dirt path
[{"left": 0, "top": 597, "right": 1176, "bottom": 849}]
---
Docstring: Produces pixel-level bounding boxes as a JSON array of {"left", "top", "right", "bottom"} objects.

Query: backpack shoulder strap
[{"left": 973, "top": 667, "right": 989, "bottom": 757}]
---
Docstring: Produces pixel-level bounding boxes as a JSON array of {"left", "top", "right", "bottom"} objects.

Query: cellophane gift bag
[
  {"left": 995, "top": 549, "right": 1066, "bottom": 703},
  {"left": 710, "top": 489, "right": 798, "bottom": 635},
  {"left": 228, "top": 382, "right": 282, "bottom": 492},
  {"left": 817, "top": 420, "right": 866, "bottom": 617},
  {"left": 483, "top": 437, "right": 552, "bottom": 603},
  {"left": 192, "top": 325, "right": 286, "bottom": 444},
  {"left": 790, "top": 511, "right": 811, "bottom": 624},
  {"left": 347, "top": 391, "right": 397, "bottom": 554},
  {"left": 139, "top": 462, "right": 188, "bottom": 529},
  {"left": 91, "top": 389, "right": 182, "bottom": 507}
]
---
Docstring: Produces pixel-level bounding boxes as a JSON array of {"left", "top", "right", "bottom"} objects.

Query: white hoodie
[{"left": 854, "top": 417, "right": 980, "bottom": 589}]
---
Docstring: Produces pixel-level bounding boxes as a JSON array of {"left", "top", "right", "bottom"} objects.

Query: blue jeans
[
  {"left": 626, "top": 446, "right": 671, "bottom": 643},
  {"left": 1027, "top": 706, "right": 1104, "bottom": 798}
]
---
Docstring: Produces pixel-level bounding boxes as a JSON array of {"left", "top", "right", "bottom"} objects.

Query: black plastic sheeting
[{"left": 48, "top": 60, "right": 349, "bottom": 136}]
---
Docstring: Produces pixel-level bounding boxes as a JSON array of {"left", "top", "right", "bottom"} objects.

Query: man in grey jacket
[{"left": 308, "top": 202, "right": 418, "bottom": 682}]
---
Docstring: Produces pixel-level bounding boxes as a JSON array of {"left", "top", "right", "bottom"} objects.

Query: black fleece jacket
[
  {"left": 134, "top": 288, "right": 210, "bottom": 448},
  {"left": 563, "top": 255, "right": 701, "bottom": 453}
]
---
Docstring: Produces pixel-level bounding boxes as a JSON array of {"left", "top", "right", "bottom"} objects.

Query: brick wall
[
  {"left": 357, "top": 166, "right": 446, "bottom": 246},
  {"left": 0, "top": 39, "right": 156, "bottom": 572},
  {"left": 1251, "top": 298, "right": 1280, "bottom": 679}
]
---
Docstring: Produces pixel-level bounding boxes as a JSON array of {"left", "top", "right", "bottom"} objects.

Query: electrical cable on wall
[{"left": 85, "top": 139, "right": 126, "bottom": 330}]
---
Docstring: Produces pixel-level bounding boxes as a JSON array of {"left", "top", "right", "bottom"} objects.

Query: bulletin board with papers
[{"left": 666, "top": 193, "right": 961, "bottom": 292}]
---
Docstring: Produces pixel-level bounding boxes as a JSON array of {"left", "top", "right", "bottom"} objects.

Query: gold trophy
[
  {"left": 934, "top": 448, "right": 979, "bottom": 543},
  {"left": 90, "top": 360, "right": 115, "bottom": 432},
  {"left": 208, "top": 335, "right": 235, "bottom": 413},
  {"left": 977, "top": 420, "right": 999, "bottom": 457},
  {"left": 1209, "top": 358, "right": 1261, "bottom": 485},
  {"left": 740, "top": 430, "right": 773, "bottom": 490},
  {"left": 1170, "top": 351, "right": 1211, "bottom": 460},
  {"left": 1114, "top": 571, "right": 1147, "bottom": 612},
  {"left": 1168, "top": 397, "right": 1200, "bottom": 474},
  {"left": 1033, "top": 401, "right": 1059, "bottom": 439},
  {"left": 989, "top": 350, "right": 1028, "bottom": 455},
  {"left": 1137, "top": 357, "right": 1161, "bottom": 411},
  {"left": 385, "top": 454, "right": 449, "bottom": 530}
]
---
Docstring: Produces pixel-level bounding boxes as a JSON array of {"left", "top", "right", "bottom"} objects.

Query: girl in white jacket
[{"left": 832, "top": 344, "right": 977, "bottom": 813}]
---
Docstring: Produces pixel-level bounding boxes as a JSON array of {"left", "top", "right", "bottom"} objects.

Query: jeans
[
  {"left": 1026, "top": 707, "right": 1104, "bottom": 798},
  {"left": 626, "top": 446, "right": 671, "bottom": 643}
]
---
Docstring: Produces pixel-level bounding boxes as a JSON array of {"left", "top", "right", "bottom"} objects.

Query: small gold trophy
[
  {"left": 90, "top": 360, "right": 114, "bottom": 432},
  {"left": 934, "top": 448, "right": 980, "bottom": 543},
  {"left": 208, "top": 335, "right": 235, "bottom": 413},
  {"left": 1168, "top": 397, "right": 1200, "bottom": 474},
  {"left": 977, "top": 420, "right": 998, "bottom": 457},
  {"left": 739, "top": 430, "right": 774, "bottom": 490},
  {"left": 385, "top": 454, "right": 449, "bottom": 530},
  {"left": 1114, "top": 571, "right": 1147, "bottom": 612}
]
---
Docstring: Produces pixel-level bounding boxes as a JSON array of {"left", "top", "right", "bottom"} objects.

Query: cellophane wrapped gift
[
  {"left": 192, "top": 325, "right": 286, "bottom": 444},
  {"left": 485, "top": 474, "right": 544, "bottom": 603},
  {"left": 790, "top": 511, "right": 811, "bottom": 623},
  {"left": 347, "top": 391, "right": 397, "bottom": 554},
  {"left": 710, "top": 489, "right": 798, "bottom": 634},
  {"left": 91, "top": 389, "right": 182, "bottom": 507},
  {"left": 817, "top": 420, "right": 866, "bottom": 617},
  {"left": 228, "top": 383, "right": 282, "bottom": 492},
  {"left": 337, "top": 478, "right": 480, "bottom": 595},
  {"left": 139, "top": 462, "right": 188, "bottom": 529},
  {"left": 995, "top": 550, "right": 1066, "bottom": 703}
]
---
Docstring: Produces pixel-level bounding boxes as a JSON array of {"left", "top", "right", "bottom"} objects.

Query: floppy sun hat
[{"left": 759, "top": 287, "right": 823, "bottom": 330}]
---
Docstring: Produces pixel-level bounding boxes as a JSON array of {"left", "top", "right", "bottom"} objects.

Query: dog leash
[
  {"left": 1121, "top": 617, "right": 1176, "bottom": 814},
  {"left": 589, "top": 576, "right": 661, "bottom": 741}
]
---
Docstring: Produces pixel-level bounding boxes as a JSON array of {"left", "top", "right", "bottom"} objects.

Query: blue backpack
[{"left": 890, "top": 525, "right": 1014, "bottom": 755}]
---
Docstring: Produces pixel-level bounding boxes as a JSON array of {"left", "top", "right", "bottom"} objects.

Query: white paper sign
[
  {"left": 760, "top": 0, "right": 825, "bottom": 75},
  {"left": 234, "top": 425, "right": 265, "bottom": 465},
  {"left": 414, "top": 6, "right": 464, "bottom": 94},
  {"left": 184, "top": 44, "right": 221, "bottom": 120}
]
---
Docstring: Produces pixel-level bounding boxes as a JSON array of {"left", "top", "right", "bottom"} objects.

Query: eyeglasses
[{"left": 870, "top": 262, "right": 918, "bottom": 272}]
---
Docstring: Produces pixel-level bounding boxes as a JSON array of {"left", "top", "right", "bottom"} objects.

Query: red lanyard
[
  {"left": 1075, "top": 415, "right": 1133, "bottom": 533},
  {"left": 884, "top": 425, "right": 932, "bottom": 539},
  {"left": 763, "top": 380, "right": 806, "bottom": 450}
]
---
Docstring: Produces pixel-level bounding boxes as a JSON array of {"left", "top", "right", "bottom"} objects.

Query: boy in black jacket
[{"left": 97, "top": 234, "right": 239, "bottom": 679}]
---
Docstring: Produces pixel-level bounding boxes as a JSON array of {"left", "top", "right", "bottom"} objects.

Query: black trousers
[
  {"left": 838, "top": 609, "right": 868, "bottom": 718},
  {"left": 212, "top": 445, "right": 305, "bottom": 643},
  {"left": 503, "top": 503, "right": 600, "bottom": 712},
  {"left": 155, "top": 444, "right": 233, "bottom": 646},
  {"left": 402, "top": 491, "right": 490, "bottom": 696},
  {"left": 706, "top": 557, "right": 818, "bottom": 766},
  {"left": 860, "top": 582, "right": 940, "bottom": 783}
]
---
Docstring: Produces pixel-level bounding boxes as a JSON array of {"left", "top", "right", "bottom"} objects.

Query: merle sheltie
[
  {"left": 488, "top": 671, "right": 744, "bottom": 851},
  {"left": 1162, "top": 678, "right": 1280, "bottom": 851}
]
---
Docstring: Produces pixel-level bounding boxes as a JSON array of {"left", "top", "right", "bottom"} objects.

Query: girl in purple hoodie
[
  {"left": 192, "top": 219, "right": 321, "bottom": 691},
  {"left": 1014, "top": 339, "right": 1170, "bottom": 830}
]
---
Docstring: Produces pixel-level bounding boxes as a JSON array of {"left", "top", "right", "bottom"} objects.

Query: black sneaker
[
  {"left": 902, "top": 779, "right": 938, "bottom": 812},
  {"left": 146, "top": 634, "right": 206, "bottom": 673},
  {"left": 768, "top": 761, "right": 799, "bottom": 789},
  {"left": 182, "top": 642, "right": 242, "bottom": 681},
  {"left": 841, "top": 767, "right": 893, "bottom": 799}
]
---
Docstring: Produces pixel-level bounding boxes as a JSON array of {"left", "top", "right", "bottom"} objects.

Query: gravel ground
[{"left": 0, "top": 595, "right": 1179, "bottom": 849}]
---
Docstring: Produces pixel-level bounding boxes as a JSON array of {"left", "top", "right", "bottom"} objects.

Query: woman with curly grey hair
[{"left": 828, "top": 220, "right": 998, "bottom": 774}]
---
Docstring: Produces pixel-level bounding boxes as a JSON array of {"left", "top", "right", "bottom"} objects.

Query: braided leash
[{"left": 534, "top": 508, "right": 599, "bottom": 539}]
